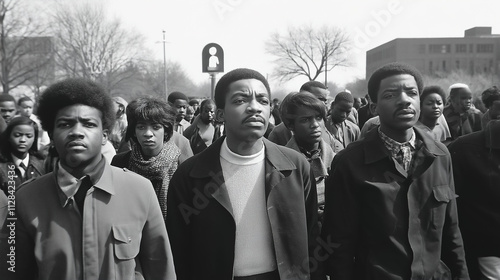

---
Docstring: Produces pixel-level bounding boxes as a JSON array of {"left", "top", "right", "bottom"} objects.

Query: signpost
[{"left": 202, "top": 43, "right": 224, "bottom": 99}]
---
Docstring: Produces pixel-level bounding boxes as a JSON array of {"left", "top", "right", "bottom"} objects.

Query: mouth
[
  {"left": 311, "top": 131, "right": 322, "bottom": 137},
  {"left": 395, "top": 109, "right": 416, "bottom": 119},
  {"left": 243, "top": 115, "right": 265, "bottom": 126},
  {"left": 67, "top": 141, "right": 86, "bottom": 150},
  {"left": 17, "top": 145, "right": 27, "bottom": 149},
  {"left": 142, "top": 140, "right": 156, "bottom": 146}
]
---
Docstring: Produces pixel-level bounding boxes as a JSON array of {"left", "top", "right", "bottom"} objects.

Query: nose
[
  {"left": 311, "top": 118, "right": 320, "bottom": 128},
  {"left": 247, "top": 98, "right": 263, "bottom": 113},
  {"left": 397, "top": 91, "right": 412, "bottom": 106},
  {"left": 143, "top": 128, "right": 154, "bottom": 137},
  {"left": 68, "top": 123, "right": 84, "bottom": 138},
  {"left": 19, "top": 135, "right": 27, "bottom": 143}
]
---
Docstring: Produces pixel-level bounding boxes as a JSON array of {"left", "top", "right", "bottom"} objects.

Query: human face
[
  {"left": 217, "top": 79, "right": 270, "bottom": 147},
  {"left": 452, "top": 89, "right": 472, "bottom": 113},
  {"left": 307, "top": 87, "right": 329, "bottom": 105},
  {"left": 291, "top": 106, "right": 323, "bottom": 151},
  {"left": 421, "top": 93, "right": 444, "bottom": 121},
  {"left": 200, "top": 104, "right": 215, "bottom": 124},
  {"left": 52, "top": 105, "right": 107, "bottom": 177},
  {"left": 173, "top": 99, "right": 188, "bottom": 122},
  {"left": 184, "top": 111, "right": 194, "bottom": 123},
  {"left": 489, "top": 100, "right": 500, "bottom": 121},
  {"left": 135, "top": 121, "right": 164, "bottom": 158},
  {"left": 9, "top": 124, "right": 35, "bottom": 159},
  {"left": 19, "top": 100, "right": 34, "bottom": 117},
  {"left": 374, "top": 74, "right": 420, "bottom": 140},
  {"left": 331, "top": 100, "right": 353, "bottom": 124},
  {"left": 0, "top": 101, "right": 16, "bottom": 123}
]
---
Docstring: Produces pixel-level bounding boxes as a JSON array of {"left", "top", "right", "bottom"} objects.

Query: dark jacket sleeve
[
  {"left": 166, "top": 163, "right": 194, "bottom": 280},
  {"left": 440, "top": 153, "right": 470, "bottom": 279},
  {"left": 321, "top": 153, "right": 358, "bottom": 280},
  {"left": 302, "top": 163, "right": 326, "bottom": 280}
]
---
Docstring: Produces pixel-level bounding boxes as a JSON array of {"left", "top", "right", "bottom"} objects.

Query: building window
[
  {"left": 455, "top": 44, "right": 467, "bottom": 53},
  {"left": 443, "top": 61, "right": 446, "bottom": 71},
  {"left": 477, "top": 44, "right": 494, "bottom": 53},
  {"left": 469, "top": 44, "right": 474, "bottom": 53},
  {"left": 429, "top": 44, "right": 451, "bottom": 54},
  {"left": 429, "top": 61, "right": 433, "bottom": 72},
  {"left": 456, "top": 60, "right": 460, "bottom": 69}
]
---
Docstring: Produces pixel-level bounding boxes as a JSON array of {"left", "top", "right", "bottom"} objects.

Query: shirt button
[{"left": 127, "top": 237, "right": 132, "bottom": 243}]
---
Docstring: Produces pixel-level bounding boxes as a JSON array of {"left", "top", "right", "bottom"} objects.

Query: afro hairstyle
[
  {"left": 367, "top": 62, "right": 424, "bottom": 103},
  {"left": 214, "top": 68, "right": 270, "bottom": 109},
  {"left": 37, "top": 78, "right": 115, "bottom": 134},
  {"left": 421, "top": 86, "right": 446, "bottom": 105},
  {"left": 282, "top": 91, "right": 327, "bottom": 130}
]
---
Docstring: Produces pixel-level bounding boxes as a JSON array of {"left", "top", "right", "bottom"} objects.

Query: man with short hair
[
  {"left": 322, "top": 62, "right": 469, "bottom": 279},
  {"left": 168, "top": 91, "right": 190, "bottom": 134},
  {"left": 14, "top": 78, "right": 176, "bottom": 280},
  {"left": 183, "top": 98, "right": 220, "bottom": 154},
  {"left": 325, "top": 92, "right": 360, "bottom": 151},
  {"left": 167, "top": 68, "right": 322, "bottom": 280},
  {"left": 0, "top": 94, "right": 16, "bottom": 124},
  {"left": 443, "top": 83, "right": 482, "bottom": 140}
]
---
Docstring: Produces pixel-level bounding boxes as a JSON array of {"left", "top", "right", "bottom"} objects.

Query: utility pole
[{"left": 163, "top": 30, "right": 168, "bottom": 100}]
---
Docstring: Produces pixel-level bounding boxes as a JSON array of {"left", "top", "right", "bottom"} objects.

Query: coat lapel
[{"left": 189, "top": 137, "right": 234, "bottom": 218}]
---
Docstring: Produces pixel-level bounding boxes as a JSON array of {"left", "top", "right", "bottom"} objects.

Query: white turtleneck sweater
[{"left": 220, "top": 139, "right": 277, "bottom": 276}]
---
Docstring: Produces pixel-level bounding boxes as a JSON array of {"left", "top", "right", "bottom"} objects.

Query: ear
[
  {"left": 370, "top": 103, "right": 378, "bottom": 116},
  {"left": 216, "top": 108, "right": 225, "bottom": 123},
  {"left": 102, "top": 129, "right": 109, "bottom": 146}
]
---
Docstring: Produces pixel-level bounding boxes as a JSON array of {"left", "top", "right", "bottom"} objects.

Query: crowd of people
[{"left": 0, "top": 62, "right": 499, "bottom": 280}]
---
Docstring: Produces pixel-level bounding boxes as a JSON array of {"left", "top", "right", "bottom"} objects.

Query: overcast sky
[{"left": 101, "top": 0, "right": 500, "bottom": 92}]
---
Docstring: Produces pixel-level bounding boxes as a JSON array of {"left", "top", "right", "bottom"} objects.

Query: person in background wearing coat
[
  {"left": 167, "top": 68, "right": 323, "bottom": 280},
  {"left": 14, "top": 78, "right": 176, "bottom": 280},
  {"left": 112, "top": 97, "right": 187, "bottom": 222},
  {"left": 0, "top": 116, "right": 45, "bottom": 193},
  {"left": 449, "top": 119, "right": 500, "bottom": 279},
  {"left": 443, "top": 83, "right": 482, "bottom": 140},
  {"left": 325, "top": 91, "right": 360, "bottom": 151},
  {"left": 321, "top": 62, "right": 469, "bottom": 280}
]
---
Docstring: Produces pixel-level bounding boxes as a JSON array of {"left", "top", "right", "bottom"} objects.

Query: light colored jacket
[{"left": 15, "top": 162, "right": 176, "bottom": 280}]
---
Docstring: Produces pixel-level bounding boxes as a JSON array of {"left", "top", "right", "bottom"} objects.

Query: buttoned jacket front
[
  {"left": 166, "top": 137, "right": 322, "bottom": 280},
  {"left": 322, "top": 127, "right": 469, "bottom": 280}
]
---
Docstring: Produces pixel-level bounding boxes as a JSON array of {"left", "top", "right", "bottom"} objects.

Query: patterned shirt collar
[{"left": 378, "top": 127, "right": 416, "bottom": 154}]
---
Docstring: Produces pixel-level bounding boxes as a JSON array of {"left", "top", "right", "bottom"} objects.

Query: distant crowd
[{"left": 0, "top": 62, "right": 499, "bottom": 280}]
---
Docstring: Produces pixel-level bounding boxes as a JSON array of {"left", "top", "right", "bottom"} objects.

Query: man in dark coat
[
  {"left": 321, "top": 62, "right": 469, "bottom": 280},
  {"left": 449, "top": 120, "right": 500, "bottom": 279},
  {"left": 167, "top": 68, "right": 324, "bottom": 280}
]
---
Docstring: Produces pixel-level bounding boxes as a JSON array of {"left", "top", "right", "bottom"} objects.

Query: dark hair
[
  {"left": 282, "top": 91, "right": 326, "bottom": 129},
  {"left": 421, "top": 86, "right": 446, "bottom": 105},
  {"left": 167, "top": 91, "right": 188, "bottom": 104},
  {"left": 189, "top": 99, "right": 199, "bottom": 106},
  {"left": 333, "top": 91, "right": 354, "bottom": 104},
  {"left": 449, "top": 86, "right": 471, "bottom": 101},
  {"left": 481, "top": 86, "right": 500, "bottom": 109},
  {"left": 37, "top": 78, "right": 115, "bottom": 134},
  {"left": 300, "top": 81, "right": 327, "bottom": 92},
  {"left": 17, "top": 96, "right": 33, "bottom": 106},
  {"left": 279, "top": 92, "right": 299, "bottom": 128},
  {"left": 0, "top": 94, "right": 15, "bottom": 103},
  {"left": 214, "top": 68, "right": 271, "bottom": 109},
  {"left": 125, "top": 97, "right": 175, "bottom": 144},
  {"left": 200, "top": 99, "right": 216, "bottom": 112},
  {"left": 0, "top": 116, "right": 39, "bottom": 160},
  {"left": 367, "top": 62, "right": 424, "bottom": 103}
]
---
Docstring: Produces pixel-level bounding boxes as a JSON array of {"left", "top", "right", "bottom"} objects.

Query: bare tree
[
  {"left": 0, "top": 0, "right": 53, "bottom": 95},
  {"left": 266, "top": 25, "right": 351, "bottom": 83},
  {"left": 52, "top": 2, "right": 146, "bottom": 92}
]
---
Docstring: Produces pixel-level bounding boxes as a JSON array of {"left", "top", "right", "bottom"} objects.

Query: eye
[
  {"left": 259, "top": 98, "right": 270, "bottom": 105},
  {"left": 153, "top": 124, "right": 163, "bottom": 130},
  {"left": 233, "top": 98, "right": 246, "bottom": 105},
  {"left": 84, "top": 122, "right": 97, "bottom": 127},
  {"left": 57, "top": 122, "right": 70, "bottom": 128},
  {"left": 136, "top": 124, "right": 146, "bottom": 130}
]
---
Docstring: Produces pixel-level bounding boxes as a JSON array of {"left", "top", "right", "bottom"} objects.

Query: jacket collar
[
  {"left": 363, "top": 125, "right": 447, "bottom": 165},
  {"left": 56, "top": 160, "right": 116, "bottom": 208},
  {"left": 190, "top": 136, "right": 297, "bottom": 178}
]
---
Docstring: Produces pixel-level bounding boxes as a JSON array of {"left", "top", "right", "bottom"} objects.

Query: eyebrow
[{"left": 55, "top": 116, "right": 99, "bottom": 122}]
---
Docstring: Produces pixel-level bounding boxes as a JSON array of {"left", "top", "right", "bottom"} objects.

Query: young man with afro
[
  {"left": 14, "top": 78, "right": 176, "bottom": 280},
  {"left": 321, "top": 62, "right": 469, "bottom": 279}
]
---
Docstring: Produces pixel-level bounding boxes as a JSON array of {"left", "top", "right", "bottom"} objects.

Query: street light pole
[{"left": 163, "top": 30, "right": 168, "bottom": 100}]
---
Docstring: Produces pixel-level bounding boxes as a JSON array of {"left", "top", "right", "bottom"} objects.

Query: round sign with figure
[{"left": 202, "top": 43, "right": 224, "bottom": 73}]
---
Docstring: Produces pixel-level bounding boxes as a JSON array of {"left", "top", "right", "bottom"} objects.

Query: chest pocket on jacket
[
  {"left": 112, "top": 224, "right": 142, "bottom": 260},
  {"left": 431, "top": 185, "right": 454, "bottom": 230}
]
